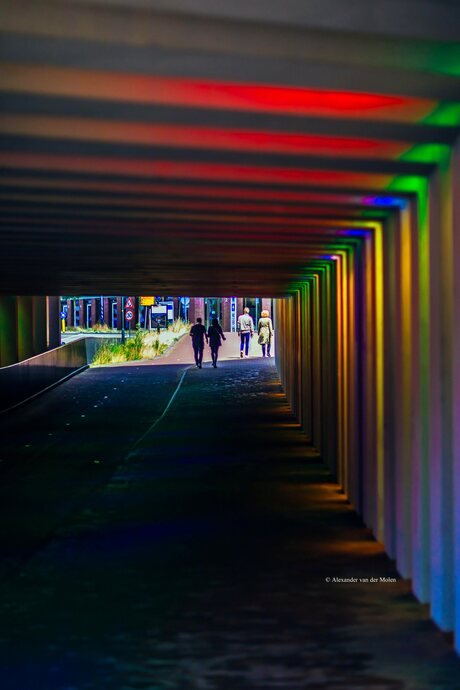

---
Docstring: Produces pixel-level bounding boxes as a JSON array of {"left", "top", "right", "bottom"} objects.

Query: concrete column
[
  {"left": 341, "top": 246, "right": 357, "bottom": 502},
  {"left": 33, "top": 296, "right": 47, "bottom": 356},
  {"left": 452, "top": 141, "right": 460, "bottom": 653},
  {"left": 319, "top": 271, "right": 328, "bottom": 465},
  {"left": 79, "top": 299, "right": 85, "bottom": 327},
  {"left": 346, "top": 248, "right": 359, "bottom": 508},
  {"left": 393, "top": 208, "right": 413, "bottom": 579},
  {"left": 374, "top": 224, "right": 385, "bottom": 543},
  {"left": 324, "top": 265, "right": 338, "bottom": 475},
  {"left": 0, "top": 296, "right": 18, "bottom": 366},
  {"left": 189, "top": 297, "right": 204, "bottom": 324},
  {"left": 261, "top": 298, "right": 272, "bottom": 315},
  {"left": 410, "top": 191, "right": 431, "bottom": 604},
  {"left": 336, "top": 253, "right": 346, "bottom": 492},
  {"left": 311, "top": 276, "right": 322, "bottom": 453},
  {"left": 91, "top": 299, "right": 98, "bottom": 327},
  {"left": 301, "top": 283, "right": 313, "bottom": 443},
  {"left": 353, "top": 244, "right": 364, "bottom": 512},
  {"left": 104, "top": 298, "right": 110, "bottom": 326},
  {"left": 171, "top": 297, "right": 178, "bottom": 320},
  {"left": 319, "top": 268, "right": 331, "bottom": 470},
  {"left": 429, "top": 160, "right": 454, "bottom": 632},
  {"left": 274, "top": 298, "right": 282, "bottom": 380},
  {"left": 342, "top": 255, "right": 351, "bottom": 497},
  {"left": 275, "top": 294, "right": 297, "bottom": 414},
  {"left": 362, "top": 232, "right": 377, "bottom": 533},
  {"left": 47, "top": 296, "right": 61, "bottom": 349},
  {"left": 188, "top": 298, "right": 195, "bottom": 324},
  {"left": 221, "top": 297, "right": 231, "bottom": 331},
  {"left": 17, "top": 296, "right": 34, "bottom": 362},
  {"left": 297, "top": 290, "right": 303, "bottom": 418},
  {"left": 382, "top": 216, "right": 397, "bottom": 560}
]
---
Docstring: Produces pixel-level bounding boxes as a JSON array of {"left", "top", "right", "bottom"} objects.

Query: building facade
[{"left": 62, "top": 297, "right": 273, "bottom": 331}]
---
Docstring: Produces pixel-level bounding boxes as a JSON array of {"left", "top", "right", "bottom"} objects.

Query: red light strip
[
  {"left": 0, "top": 153, "right": 392, "bottom": 189},
  {"left": 0, "top": 64, "right": 437, "bottom": 122},
  {"left": 0, "top": 115, "right": 410, "bottom": 159},
  {"left": 0, "top": 176, "right": 371, "bottom": 204}
]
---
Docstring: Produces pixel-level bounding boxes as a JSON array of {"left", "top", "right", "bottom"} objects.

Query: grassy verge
[
  {"left": 64, "top": 324, "right": 118, "bottom": 333},
  {"left": 92, "top": 319, "right": 189, "bottom": 365}
]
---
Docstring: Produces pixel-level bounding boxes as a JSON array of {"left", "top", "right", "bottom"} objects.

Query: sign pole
[{"left": 121, "top": 296, "right": 125, "bottom": 344}]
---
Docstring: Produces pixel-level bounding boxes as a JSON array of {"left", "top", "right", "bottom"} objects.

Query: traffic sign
[
  {"left": 231, "top": 297, "right": 237, "bottom": 331},
  {"left": 125, "top": 309, "right": 134, "bottom": 322},
  {"left": 140, "top": 296, "right": 155, "bottom": 306},
  {"left": 125, "top": 296, "right": 135, "bottom": 310}
]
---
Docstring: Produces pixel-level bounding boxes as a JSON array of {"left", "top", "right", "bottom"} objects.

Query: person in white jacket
[
  {"left": 237, "top": 307, "right": 254, "bottom": 358},
  {"left": 257, "top": 310, "right": 274, "bottom": 357}
]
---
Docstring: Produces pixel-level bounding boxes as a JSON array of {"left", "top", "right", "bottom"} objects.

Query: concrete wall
[
  {"left": 0, "top": 336, "right": 106, "bottom": 413},
  {"left": 274, "top": 148, "right": 460, "bottom": 651},
  {"left": 0, "top": 296, "right": 60, "bottom": 367}
]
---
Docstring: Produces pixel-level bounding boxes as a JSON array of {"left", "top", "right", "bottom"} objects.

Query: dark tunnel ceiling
[{"left": 1, "top": 0, "right": 460, "bottom": 296}]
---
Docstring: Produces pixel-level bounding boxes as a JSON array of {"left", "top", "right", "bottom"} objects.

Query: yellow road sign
[{"left": 140, "top": 296, "right": 155, "bottom": 306}]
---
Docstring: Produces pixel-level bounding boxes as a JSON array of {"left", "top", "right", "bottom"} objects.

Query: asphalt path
[
  {"left": 0, "top": 346, "right": 459, "bottom": 689},
  {"left": 0, "top": 358, "right": 190, "bottom": 576}
]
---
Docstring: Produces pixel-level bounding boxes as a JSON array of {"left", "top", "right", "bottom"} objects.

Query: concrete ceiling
[{"left": 1, "top": 0, "right": 459, "bottom": 295}]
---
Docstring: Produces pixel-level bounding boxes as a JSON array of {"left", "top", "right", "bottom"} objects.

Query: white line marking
[{"left": 127, "top": 365, "right": 192, "bottom": 457}]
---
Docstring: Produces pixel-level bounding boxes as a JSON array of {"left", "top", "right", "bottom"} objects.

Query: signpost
[
  {"left": 231, "top": 297, "right": 237, "bottom": 332},
  {"left": 140, "top": 296, "right": 154, "bottom": 329},
  {"left": 151, "top": 304, "right": 167, "bottom": 331},
  {"left": 121, "top": 297, "right": 136, "bottom": 343},
  {"left": 121, "top": 296, "right": 125, "bottom": 343}
]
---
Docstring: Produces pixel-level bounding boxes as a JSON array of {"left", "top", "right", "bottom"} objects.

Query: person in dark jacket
[
  {"left": 190, "top": 317, "right": 207, "bottom": 368},
  {"left": 207, "top": 318, "right": 226, "bottom": 368}
]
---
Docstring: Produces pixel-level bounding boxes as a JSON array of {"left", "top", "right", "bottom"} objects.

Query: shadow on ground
[{"left": 0, "top": 358, "right": 459, "bottom": 689}]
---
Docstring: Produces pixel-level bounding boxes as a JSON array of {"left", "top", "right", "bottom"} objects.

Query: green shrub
[
  {"left": 169, "top": 317, "right": 189, "bottom": 333},
  {"left": 124, "top": 329, "right": 145, "bottom": 361},
  {"left": 93, "top": 342, "right": 116, "bottom": 365},
  {"left": 91, "top": 318, "right": 187, "bottom": 365}
]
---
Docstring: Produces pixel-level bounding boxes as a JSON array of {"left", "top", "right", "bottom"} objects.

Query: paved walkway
[
  {"left": 0, "top": 345, "right": 459, "bottom": 689},
  {"left": 134, "top": 330, "right": 265, "bottom": 366}
]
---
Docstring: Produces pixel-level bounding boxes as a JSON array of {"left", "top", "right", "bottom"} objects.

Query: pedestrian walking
[
  {"left": 190, "top": 317, "right": 207, "bottom": 368},
  {"left": 207, "top": 317, "right": 226, "bottom": 368},
  {"left": 237, "top": 307, "right": 254, "bottom": 358},
  {"left": 258, "top": 310, "right": 274, "bottom": 357}
]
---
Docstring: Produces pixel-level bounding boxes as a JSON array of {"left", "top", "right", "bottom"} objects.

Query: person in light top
[
  {"left": 257, "top": 310, "right": 274, "bottom": 357},
  {"left": 237, "top": 307, "right": 254, "bottom": 358}
]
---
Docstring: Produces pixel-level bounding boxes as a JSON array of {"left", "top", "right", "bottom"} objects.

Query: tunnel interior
[{"left": 1, "top": 0, "right": 460, "bottom": 660}]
